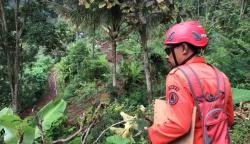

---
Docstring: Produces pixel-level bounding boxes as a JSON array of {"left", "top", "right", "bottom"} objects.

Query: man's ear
[{"left": 182, "top": 43, "right": 189, "bottom": 55}]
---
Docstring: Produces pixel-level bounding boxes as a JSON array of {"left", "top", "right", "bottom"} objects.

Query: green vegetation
[
  {"left": 0, "top": 0, "right": 249, "bottom": 144},
  {"left": 233, "top": 88, "right": 250, "bottom": 104},
  {"left": 0, "top": 99, "right": 66, "bottom": 144}
]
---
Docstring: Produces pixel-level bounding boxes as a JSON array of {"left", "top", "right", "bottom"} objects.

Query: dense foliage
[{"left": 0, "top": 0, "right": 249, "bottom": 144}]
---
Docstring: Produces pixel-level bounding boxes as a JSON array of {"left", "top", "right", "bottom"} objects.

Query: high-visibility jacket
[{"left": 148, "top": 56, "right": 234, "bottom": 144}]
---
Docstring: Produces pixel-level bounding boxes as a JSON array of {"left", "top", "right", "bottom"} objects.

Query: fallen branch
[
  {"left": 81, "top": 121, "right": 95, "bottom": 144},
  {"left": 52, "top": 125, "right": 83, "bottom": 144},
  {"left": 81, "top": 103, "right": 102, "bottom": 143},
  {"left": 93, "top": 117, "right": 134, "bottom": 144},
  {"left": 53, "top": 103, "right": 103, "bottom": 144},
  {"left": 52, "top": 113, "right": 86, "bottom": 144}
]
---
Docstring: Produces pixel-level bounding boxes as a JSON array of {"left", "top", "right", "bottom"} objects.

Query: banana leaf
[
  {"left": 35, "top": 99, "right": 67, "bottom": 138},
  {"left": 0, "top": 108, "right": 35, "bottom": 144}
]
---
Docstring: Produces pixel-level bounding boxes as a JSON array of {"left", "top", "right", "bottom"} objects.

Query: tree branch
[
  {"left": 52, "top": 125, "right": 84, "bottom": 144},
  {"left": 0, "top": 0, "right": 7, "bottom": 32},
  {"left": 37, "top": 119, "right": 46, "bottom": 144},
  {"left": 19, "top": 0, "right": 30, "bottom": 36},
  {"left": 81, "top": 121, "right": 95, "bottom": 144},
  {"left": 93, "top": 118, "right": 134, "bottom": 144},
  {"left": 115, "top": 27, "right": 134, "bottom": 42},
  {"left": 53, "top": 103, "right": 103, "bottom": 144}
]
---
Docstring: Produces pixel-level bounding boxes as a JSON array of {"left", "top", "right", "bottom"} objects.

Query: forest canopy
[{"left": 0, "top": 0, "right": 249, "bottom": 143}]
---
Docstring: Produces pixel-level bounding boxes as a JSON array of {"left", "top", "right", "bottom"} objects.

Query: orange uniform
[{"left": 148, "top": 56, "right": 234, "bottom": 144}]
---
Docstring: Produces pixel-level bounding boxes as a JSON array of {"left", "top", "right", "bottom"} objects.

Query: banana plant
[
  {"left": 35, "top": 99, "right": 67, "bottom": 138},
  {"left": 0, "top": 108, "right": 35, "bottom": 144},
  {"left": 0, "top": 99, "right": 67, "bottom": 144}
]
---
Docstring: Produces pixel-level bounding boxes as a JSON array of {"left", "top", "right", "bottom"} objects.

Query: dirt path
[
  {"left": 20, "top": 71, "right": 57, "bottom": 117},
  {"left": 20, "top": 41, "right": 118, "bottom": 118},
  {"left": 36, "top": 71, "right": 57, "bottom": 106}
]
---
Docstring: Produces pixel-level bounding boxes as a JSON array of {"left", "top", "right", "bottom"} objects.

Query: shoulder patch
[
  {"left": 168, "top": 85, "right": 180, "bottom": 91},
  {"left": 168, "top": 92, "right": 179, "bottom": 105}
]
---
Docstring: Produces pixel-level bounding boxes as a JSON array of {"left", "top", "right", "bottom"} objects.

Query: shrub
[{"left": 21, "top": 50, "right": 54, "bottom": 110}]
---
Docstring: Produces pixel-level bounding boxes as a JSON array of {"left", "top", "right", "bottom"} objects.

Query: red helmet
[{"left": 164, "top": 21, "right": 208, "bottom": 48}]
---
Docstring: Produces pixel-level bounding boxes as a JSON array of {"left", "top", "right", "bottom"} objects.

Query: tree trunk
[
  {"left": 0, "top": 0, "right": 7, "bottom": 32},
  {"left": 111, "top": 40, "right": 117, "bottom": 88},
  {"left": 240, "top": 0, "right": 246, "bottom": 19},
  {"left": 92, "top": 23, "right": 96, "bottom": 57},
  {"left": 0, "top": 0, "right": 13, "bottom": 108},
  {"left": 205, "top": 0, "right": 208, "bottom": 21},
  {"left": 139, "top": 24, "right": 152, "bottom": 104},
  {"left": 1, "top": 0, "right": 29, "bottom": 113},
  {"left": 12, "top": 0, "right": 21, "bottom": 113},
  {"left": 197, "top": 0, "right": 200, "bottom": 17}
]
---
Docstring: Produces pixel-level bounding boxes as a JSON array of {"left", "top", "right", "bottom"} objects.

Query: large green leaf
[
  {"left": 232, "top": 88, "right": 250, "bottom": 104},
  {"left": 0, "top": 108, "right": 35, "bottom": 144},
  {"left": 0, "top": 108, "right": 13, "bottom": 118},
  {"left": 35, "top": 99, "right": 67, "bottom": 138},
  {"left": 21, "top": 118, "right": 35, "bottom": 144},
  {"left": 0, "top": 108, "right": 19, "bottom": 144},
  {"left": 105, "top": 135, "right": 130, "bottom": 144},
  {"left": 0, "top": 115, "right": 20, "bottom": 144}
]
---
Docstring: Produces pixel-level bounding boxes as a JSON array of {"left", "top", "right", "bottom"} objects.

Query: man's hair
[{"left": 186, "top": 43, "right": 201, "bottom": 54}]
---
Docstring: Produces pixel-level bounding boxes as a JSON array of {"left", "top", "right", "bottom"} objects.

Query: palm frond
[{"left": 47, "top": 1, "right": 103, "bottom": 30}]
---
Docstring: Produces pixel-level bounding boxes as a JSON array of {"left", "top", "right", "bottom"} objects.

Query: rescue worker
[{"left": 147, "top": 21, "right": 234, "bottom": 144}]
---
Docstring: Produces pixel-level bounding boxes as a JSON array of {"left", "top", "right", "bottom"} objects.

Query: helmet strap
[
  {"left": 171, "top": 49, "right": 196, "bottom": 68},
  {"left": 170, "top": 45, "right": 197, "bottom": 68},
  {"left": 170, "top": 48, "right": 179, "bottom": 67},
  {"left": 179, "top": 52, "right": 196, "bottom": 65}
]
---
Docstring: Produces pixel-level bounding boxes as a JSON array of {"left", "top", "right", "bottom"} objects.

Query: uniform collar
[{"left": 185, "top": 56, "right": 206, "bottom": 64}]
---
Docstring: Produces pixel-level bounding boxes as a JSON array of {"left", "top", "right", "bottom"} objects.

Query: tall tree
[
  {"left": 13, "top": 0, "right": 21, "bottom": 113},
  {"left": 0, "top": 0, "right": 11, "bottom": 108},
  {"left": 50, "top": 0, "right": 102, "bottom": 57},
  {"left": 240, "top": 0, "right": 247, "bottom": 19},
  {"left": 65, "top": 0, "right": 132, "bottom": 90},
  {"left": 0, "top": 0, "right": 31, "bottom": 113},
  {"left": 52, "top": 0, "right": 174, "bottom": 98},
  {"left": 121, "top": 0, "right": 174, "bottom": 104}
]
